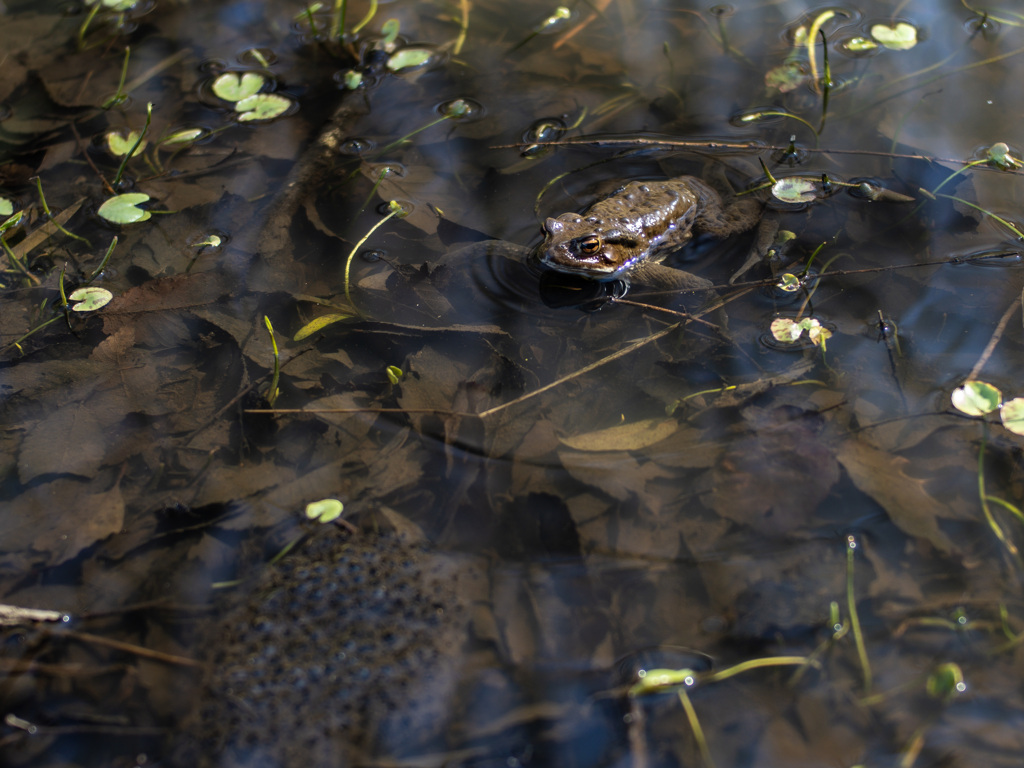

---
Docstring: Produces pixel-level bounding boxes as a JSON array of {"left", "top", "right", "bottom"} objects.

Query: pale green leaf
[
  {"left": 97, "top": 193, "right": 151, "bottom": 224},
  {"left": 951, "top": 381, "right": 1001, "bottom": 416},
  {"left": 68, "top": 286, "right": 113, "bottom": 312}
]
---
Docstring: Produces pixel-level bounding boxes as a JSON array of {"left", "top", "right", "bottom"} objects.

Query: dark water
[{"left": 2, "top": 1, "right": 1024, "bottom": 766}]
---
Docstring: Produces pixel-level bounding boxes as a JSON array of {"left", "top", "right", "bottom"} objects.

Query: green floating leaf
[
  {"left": 305, "top": 498, "right": 344, "bottom": 523},
  {"left": 97, "top": 193, "right": 152, "bottom": 224},
  {"left": 987, "top": 142, "right": 1022, "bottom": 170},
  {"left": 106, "top": 130, "right": 147, "bottom": 157},
  {"left": 772, "top": 177, "right": 820, "bottom": 204},
  {"left": 1000, "top": 397, "right": 1024, "bottom": 435},
  {"left": 926, "top": 662, "right": 964, "bottom": 701},
  {"left": 294, "top": 313, "right": 352, "bottom": 341},
  {"left": 159, "top": 128, "right": 205, "bottom": 148},
  {"left": 212, "top": 71, "right": 265, "bottom": 102},
  {"left": 343, "top": 70, "right": 363, "bottom": 90},
  {"left": 387, "top": 48, "right": 435, "bottom": 72},
  {"left": 0, "top": 197, "right": 13, "bottom": 217},
  {"left": 842, "top": 36, "right": 879, "bottom": 53},
  {"left": 235, "top": 93, "right": 292, "bottom": 122},
  {"left": 951, "top": 380, "right": 1001, "bottom": 416},
  {"left": 870, "top": 22, "right": 918, "bottom": 50},
  {"left": 770, "top": 317, "right": 804, "bottom": 342},
  {"left": 776, "top": 273, "right": 801, "bottom": 293},
  {"left": 68, "top": 286, "right": 113, "bottom": 311}
]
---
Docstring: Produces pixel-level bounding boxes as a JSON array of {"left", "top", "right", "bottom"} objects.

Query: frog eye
[{"left": 578, "top": 237, "right": 601, "bottom": 254}]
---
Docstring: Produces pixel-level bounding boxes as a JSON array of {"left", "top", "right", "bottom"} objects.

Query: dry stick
[
  {"left": 62, "top": 629, "right": 201, "bottom": 667},
  {"left": 968, "top": 291, "right": 1023, "bottom": 382},
  {"left": 476, "top": 322, "right": 683, "bottom": 418}
]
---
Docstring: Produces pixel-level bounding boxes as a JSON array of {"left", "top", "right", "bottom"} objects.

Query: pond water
[{"left": 2, "top": 0, "right": 1024, "bottom": 766}]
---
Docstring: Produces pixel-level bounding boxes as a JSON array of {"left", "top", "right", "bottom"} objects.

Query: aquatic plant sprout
[{"left": 67, "top": 287, "right": 113, "bottom": 312}]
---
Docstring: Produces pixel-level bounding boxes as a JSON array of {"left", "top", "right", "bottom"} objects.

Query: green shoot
[
  {"left": 846, "top": 535, "right": 872, "bottom": 694},
  {"left": 375, "top": 98, "right": 472, "bottom": 155},
  {"left": 112, "top": 102, "right": 153, "bottom": 188},
  {"left": 344, "top": 200, "right": 406, "bottom": 309},
  {"left": 806, "top": 10, "right": 835, "bottom": 93},
  {"left": 331, "top": 0, "right": 347, "bottom": 40},
  {"left": 351, "top": 0, "right": 377, "bottom": 35},
  {"left": 0, "top": 211, "right": 39, "bottom": 285},
  {"left": 89, "top": 236, "right": 118, "bottom": 280},
  {"left": 102, "top": 46, "right": 132, "bottom": 109},
  {"left": 678, "top": 686, "right": 715, "bottom": 768},
  {"left": 77, "top": 3, "right": 102, "bottom": 50},
  {"left": 33, "top": 178, "right": 90, "bottom": 247},
  {"left": 263, "top": 316, "right": 281, "bottom": 406},
  {"left": 935, "top": 193, "right": 1024, "bottom": 240}
]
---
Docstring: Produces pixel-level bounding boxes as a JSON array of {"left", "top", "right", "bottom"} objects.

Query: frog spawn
[{"left": 171, "top": 527, "right": 476, "bottom": 768}]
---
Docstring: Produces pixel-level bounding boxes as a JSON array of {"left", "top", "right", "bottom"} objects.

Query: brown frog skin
[{"left": 536, "top": 176, "right": 761, "bottom": 289}]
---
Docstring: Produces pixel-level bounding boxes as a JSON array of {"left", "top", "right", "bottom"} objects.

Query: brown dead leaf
[
  {"left": 835, "top": 438, "right": 956, "bottom": 554},
  {"left": 558, "top": 417, "right": 678, "bottom": 452}
]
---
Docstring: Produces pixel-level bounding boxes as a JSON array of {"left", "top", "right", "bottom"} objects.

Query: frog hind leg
[{"left": 626, "top": 261, "right": 714, "bottom": 292}]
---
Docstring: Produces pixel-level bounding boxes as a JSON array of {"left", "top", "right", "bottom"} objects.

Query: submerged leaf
[
  {"left": 559, "top": 418, "right": 677, "bottom": 452},
  {"left": 294, "top": 314, "right": 353, "bottom": 340},
  {"left": 951, "top": 380, "right": 1001, "bottom": 416}
]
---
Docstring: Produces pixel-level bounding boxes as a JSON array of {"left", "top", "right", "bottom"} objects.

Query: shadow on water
[{"left": 2, "top": 1, "right": 1024, "bottom": 766}]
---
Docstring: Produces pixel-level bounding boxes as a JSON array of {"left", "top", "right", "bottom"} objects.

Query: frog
[
  {"left": 444, "top": 171, "right": 766, "bottom": 295},
  {"left": 535, "top": 175, "right": 762, "bottom": 291}
]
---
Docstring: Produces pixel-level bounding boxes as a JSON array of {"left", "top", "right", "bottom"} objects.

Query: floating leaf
[
  {"left": 294, "top": 313, "right": 353, "bottom": 341},
  {"left": 97, "top": 193, "right": 152, "bottom": 224},
  {"left": 159, "top": 128, "right": 205, "bottom": 147},
  {"left": 770, "top": 317, "right": 804, "bottom": 342},
  {"left": 951, "top": 380, "right": 1001, "bottom": 416},
  {"left": 559, "top": 418, "right": 677, "bottom": 452},
  {"left": 343, "top": 70, "right": 363, "bottom": 89},
  {"left": 305, "top": 498, "right": 344, "bottom": 523},
  {"left": 212, "top": 72, "right": 265, "bottom": 102},
  {"left": 68, "top": 286, "right": 113, "bottom": 312},
  {"left": 235, "top": 93, "right": 292, "bottom": 122},
  {"left": 1000, "top": 397, "right": 1024, "bottom": 435},
  {"left": 870, "top": 22, "right": 918, "bottom": 50},
  {"left": 0, "top": 197, "right": 13, "bottom": 217},
  {"left": 842, "top": 36, "right": 879, "bottom": 53},
  {"left": 106, "top": 130, "right": 147, "bottom": 157},
  {"left": 926, "top": 662, "right": 965, "bottom": 701},
  {"left": 387, "top": 48, "right": 435, "bottom": 72},
  {"left": 772, "top": 177, "right": 820, "bottom": 204},
  {"left": 776, "top": 273, "right": 801, "bottom": 293},
  {"left": 987, "top": 142, "right": 1021, "bottom": 171}
]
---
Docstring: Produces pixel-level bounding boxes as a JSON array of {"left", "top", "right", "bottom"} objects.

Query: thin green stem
[
  {"left": 332, "top": 0, "right": 347, "bottom": 40},
  {"left": 1, "top": 231, "right": 40, "bottom": 285},
  {"left": 112, "top": 102, "right": 153, "bottom": 188},
  {"left": 935, "top": 193, "right": 1024, "bottom": 239},
  {"left": 89, "top": 236, "right": 118, "bottom": 280},
  {"left": 34, "top": 178, "right": 90, "bottom": 246},
  {"left": 344, "top": 203, "right": 403, "bottom": 310},
  {"left": 351, "top": 0, "right": 377, "bottom": 35},
  {"left": 677, "top": 687, "right": 716, "bottom": 768},
  {"left": 263, "top": 316, "right": 281, "bottom": 406},
  {"left": 102, "top": 46, "right": 132, "bottom": 109},
  {"left": 977, "top": 426, "right": 1018, "bottom": 555},
  {"left": 846, "top": 535, "right": 872, "bottom": 695}
]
